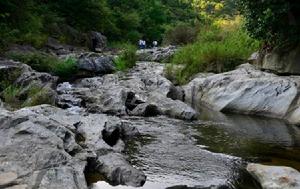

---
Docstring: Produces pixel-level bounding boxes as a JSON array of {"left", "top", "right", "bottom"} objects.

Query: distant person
[
  {"left": 153, "top": 40, "right": 158, "bottom": 48},
  {"left": 142, "top": 40, "right": 146, "bottom": 49},
  {"left": 138, "top": 39, "right": 143, "bottom": 49}
]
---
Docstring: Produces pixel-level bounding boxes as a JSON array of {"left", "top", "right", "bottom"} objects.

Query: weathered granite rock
[
  {"left": 0, "top": 105, "right": 145, "bottom": 188},
  {"left": 88, "top": 31, "right": 107, "bottom": 52},
  {"left": 96, "top": 153, "right": 146, "bottom": 187},
  {"left": 56, "top": 62, "right": 196, "bottom": 120},
  {"left": 137, "top": 46, "right": 178, "bottom": 63},
  {"left": 77, "top": 53, "right": 115, "bottom": 75},
  {"left": 0, "top": 106, "right": 87, "bottom": 189},
  {"left": 130, "top": 92, "right": 197, "bottom": 120},
  {"left": 261, "top": 45, "right": 300, "bottom": 75},
  {"left": 184, "top": 63, "right": 300, "bottom": 124},
  {"left": 247, "top": 163, "right": 300, "bottom": 189}
]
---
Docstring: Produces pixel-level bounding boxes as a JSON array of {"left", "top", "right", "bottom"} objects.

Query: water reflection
[{"left": 92, "top": 108, "right": 300, "bottom": 189}]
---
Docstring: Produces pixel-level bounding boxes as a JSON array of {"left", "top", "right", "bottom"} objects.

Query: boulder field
[{"left": 2, "top": 47, "right": 300, "bottom": 188}]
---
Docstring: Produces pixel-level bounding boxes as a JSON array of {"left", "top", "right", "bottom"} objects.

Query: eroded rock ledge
[{"left": 184, "top": 63, "right": 300, "bottom": 125}]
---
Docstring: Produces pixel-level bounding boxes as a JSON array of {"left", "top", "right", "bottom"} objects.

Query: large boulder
[
  {"left": 88, "top": 31, "right": 107, "bottom": 52},
  {"left": 257, "top": 45, "right": 300, "bottom": 75},
  {"left": 0, "top": 105, "right": 145, "bottom": 188},
  {"left": 0, "top": 106, "right": 87, "bottom": 189},
  {"left": 137, "top": 46, "right": 178, "bottom": 63},
  {"left": 77, "top": 53, "right": 115, "bottom": 75},
  {"left": 247, "top": 163, "right": 300, "bottom": 189},
  {"left": 184, "top": 63, "right": 300, "bottom": 124}
]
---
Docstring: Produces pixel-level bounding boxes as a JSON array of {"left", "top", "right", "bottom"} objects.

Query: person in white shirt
[{"left": 153, "top": 40, "right": 158, "bottom": 48}]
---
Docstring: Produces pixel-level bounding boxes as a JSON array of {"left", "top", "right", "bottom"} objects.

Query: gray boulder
[
  {"left": 88, "top": 31, "right": 107, "bottom": 52},
  {"left": 130, "top": 92, "right": 197, "bottom": 120},
  {"left": 137, "top": 46, "right": 178, "bottom": 63},
  {"left": 247, "top": 163, "right": 300, "bottom": 189},
  {"left": 77, "top": 53, "right": 115, "bottom": 75},
  {"left": 260, "top": 45, "right": 300, "bottom": 75},
  {"left": 184, "top": 63, "right": 300, "bottom": 124},
  {"left": 0, "top": 105, "right": 145, "bottom": 188},
  {"left": 0, "top": 106, "right": 87, "bottom": 189},
  {"left": 96, "top": 153, "right": 146, "bottom": 187}
]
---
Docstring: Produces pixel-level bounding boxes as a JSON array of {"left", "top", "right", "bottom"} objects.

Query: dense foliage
[
  {"left": 168, "top": 17, "right": 260, "bottom": 84},
  {"left": 236, "top": 0, "right": 300, "bottom": 46},
  {"left": 114, "top": 44, "right": 137, "bottom": 71},
  {"left": 0, "top": 0, "right": 196, "bottom": 48}
]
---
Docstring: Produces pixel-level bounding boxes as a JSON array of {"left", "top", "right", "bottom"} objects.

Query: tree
[{"left": 237, "top": 0, "right": 300, "bottom": 46}]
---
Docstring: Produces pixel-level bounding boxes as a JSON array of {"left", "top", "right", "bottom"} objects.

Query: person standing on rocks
[
  {"left": 138, "top": 39, "right": 143, "bottom": 49},
  {"left": 153, "top": 40, "right": 158, "bottom": 48}
]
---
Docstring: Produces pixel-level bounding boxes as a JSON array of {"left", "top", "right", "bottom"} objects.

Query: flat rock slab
[
  {"left": 247, "top": 163, "right": 300, "bottom": 189},
  {"left": 0, "top": 172, "right": 18, "bottom": 187}
]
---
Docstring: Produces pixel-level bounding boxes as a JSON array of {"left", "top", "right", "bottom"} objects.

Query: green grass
[
  {"left": 1, "top": 85, "right": 22, "bottom": 107},
  {"left": 7, "top": 52, "right": 78, "bottom": 80},
  {"left": 52, "top": 57, "right": 78, "bottom": 80},
  {"left": 1, "top": 84, "right": 55, "bottom": 109},
  {"left": 169, "top": 24, "right": 260, "bottom": 84},
  {"left": 114, "top": 44, "right": 137, "bottom": 71}
]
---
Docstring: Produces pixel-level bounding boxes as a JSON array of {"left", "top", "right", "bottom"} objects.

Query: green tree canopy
[{"left": 237, "top": 0, "right": 300, "bottom": 46}]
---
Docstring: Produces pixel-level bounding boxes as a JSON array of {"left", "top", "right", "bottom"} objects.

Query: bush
[
  {"left": 0, "top": 84, "right": 55, "bottom": 109},
  {"left": 114, "top": 44, "right": 137, "bottom": 71},
  {"left": 7, "top": 52, "right": 78, "bottom": 79},
  {"left": 53, "top": 57, "right": 78, "bottom": 80},
  {"left": 237, "top": 0, "right": 300, "bottom": 46},
  {"left": 7, "top": 52, "right": 58, "bottom": 73},
  {"left": 163, "top": 23, "right": 198, "bottom": 45},
  {"left": 170, "top": 18, "right": 260, "bottom": 84}
]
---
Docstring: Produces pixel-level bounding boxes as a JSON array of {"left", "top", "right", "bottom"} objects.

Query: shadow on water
[
  {"left": 196, "top": 106, "right": 300, "bottom": 170},
  {"left": 92, "top": 107, "right": 300, "bottom": 189}
]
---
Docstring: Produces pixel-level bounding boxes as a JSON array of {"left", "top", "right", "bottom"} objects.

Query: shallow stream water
[{"left": 92, "top": 108, "right": 300, "bottom": 189}]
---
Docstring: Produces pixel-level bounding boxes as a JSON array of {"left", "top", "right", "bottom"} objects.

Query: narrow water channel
[{"left": 92, "top": 108, "right": 300, "bottom": 189}]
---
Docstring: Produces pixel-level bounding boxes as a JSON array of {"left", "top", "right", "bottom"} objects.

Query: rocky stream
[{"left": 1, "top": 46, "right": 300, "bottom": 189}]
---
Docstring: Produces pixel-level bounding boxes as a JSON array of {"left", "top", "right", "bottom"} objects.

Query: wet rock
[
  {"left": 184, "top": 63, "right": 300, "bottom": 124},
  {"left": 96, "top": 153, "right": 146, "bottom": 187},
  {"left": 129, "top": 103, "right": 160, "bottom": 117},
  {"left": 137, "top": 46, "right": 178, "bottom": 63},
  {"left": 247, "top": 163, "right": 300, "bottom": 189},
  {"left": 77, "top": 53, "right": 115, "bottom": 75},
  {"left": 147, "top": 92, "right": 197, "bottom": 120}
]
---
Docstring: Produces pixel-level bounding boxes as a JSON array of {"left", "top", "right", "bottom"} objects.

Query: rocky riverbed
[{"left": 1, "top": 48, "right": 300, "bottom": 189}]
